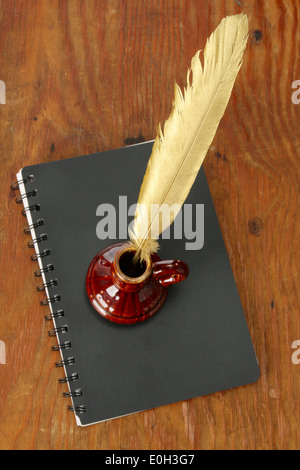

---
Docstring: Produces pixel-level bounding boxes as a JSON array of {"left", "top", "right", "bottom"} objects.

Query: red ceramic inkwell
[{"left": 86, "top": 243, "right": 189, "bottom": 324}]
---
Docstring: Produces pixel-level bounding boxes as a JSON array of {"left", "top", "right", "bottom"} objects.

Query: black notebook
[{"left": 13, "top": 141, "right": 259, "bottom": 427}]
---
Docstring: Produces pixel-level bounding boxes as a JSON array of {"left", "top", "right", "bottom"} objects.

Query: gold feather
[{"left": 129, "top": 14, "right": 249, "bottom": 262}]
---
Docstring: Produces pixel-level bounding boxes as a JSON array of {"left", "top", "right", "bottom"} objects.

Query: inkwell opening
[
  {"left": 119, "top": 250, "right": 146, "bottom": 278},
  {"left": 116, "top": 247, "right": 151, "bottom": 283}
]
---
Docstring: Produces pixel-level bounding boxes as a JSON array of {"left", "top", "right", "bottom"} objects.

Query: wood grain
[{"left": 0, "top": 0, "right": 299, "bottom": 450}]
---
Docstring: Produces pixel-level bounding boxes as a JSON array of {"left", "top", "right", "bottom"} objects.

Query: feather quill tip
[{"left": 129, "top": 229, "right": 159, "bottom": 263}]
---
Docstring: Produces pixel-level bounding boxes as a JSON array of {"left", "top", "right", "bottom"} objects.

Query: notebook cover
[{"left": 16, "top": 141, "right": 259, "bottom": 426}]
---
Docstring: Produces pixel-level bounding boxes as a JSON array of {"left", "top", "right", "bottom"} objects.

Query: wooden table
[{"left": 0, "top": 0, "right": 299, "bottom": 450}]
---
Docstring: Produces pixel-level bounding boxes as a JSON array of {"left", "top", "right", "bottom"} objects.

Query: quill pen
[{"left": 129, "top": 14, "right": 249, "bottom": 262}]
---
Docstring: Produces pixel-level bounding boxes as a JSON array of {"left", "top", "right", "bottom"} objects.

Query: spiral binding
[
  {"left": 40, "top": 294, "right": 61, "bottom": 306},
  {"left": 36, "top": 279, "right": 58, "bottom": 292},
  {"left": 34, "top": 264, "right": 54, "bottom": 277},
  {"left": 51, "top": 341, "right": 72, "bottom": 351},
  {"left": 24, "top": 219, "right": 44, "bottom": 234},
  {"left": 63, "top": 389, "right": 82, "bottom": 397},
  {"left": 15, "top": 189, "right": 37, "bottom": 204},
  {"left": 31, "top": 248, "right": 51, "bottom": 261},
  {"left": 44, "top": 310, "right": 65, "bottom": 321},
  {"left": 28, "top": 234, "right": 48, "bottom": 248},
  {"left": 58, "top": 373, "right": 79, "bottom": 383},
  {"left": 48, "top": 325, "right": 68, "bottom": 337},
  {"left": 67, "top": 405, "right": 87, "bottom": 413},
  {"left": 10, "top": 175, "right": 34, "bottom": 191},
  {"left": 55, "top": 357, "right": 75, "bottom": 367},
  {"left": 11, "top": 175, "right": 86, "bottom": 416},
  {"left": 22, "top": 204, "right": 40, "bottom": 217}
]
